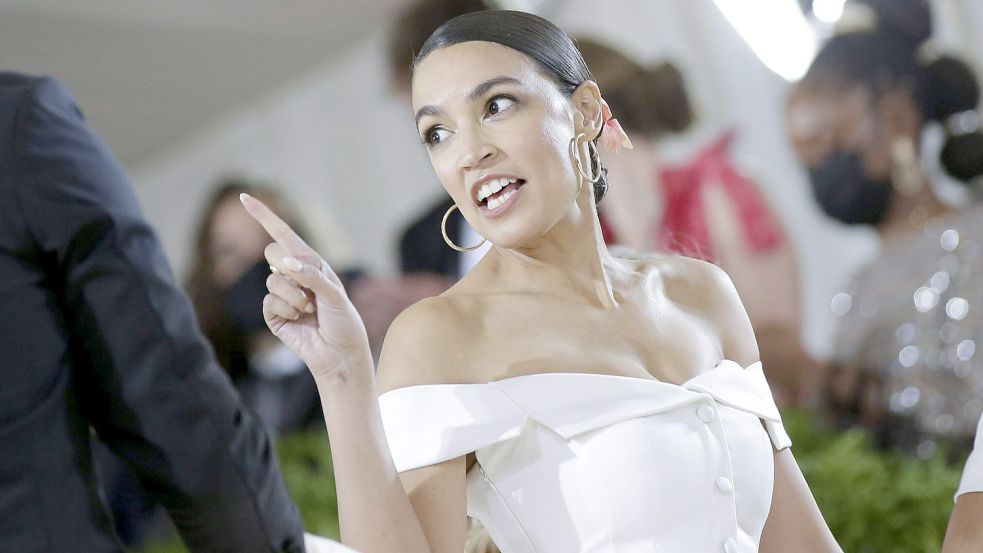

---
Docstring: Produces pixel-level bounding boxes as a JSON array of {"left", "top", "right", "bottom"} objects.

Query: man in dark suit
[{"left": 0, "top": 72, "right": 306, "bottom": 552}]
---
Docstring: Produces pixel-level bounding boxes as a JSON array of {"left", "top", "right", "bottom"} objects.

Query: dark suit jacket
[{"left": 0, "top": 73, "right": 305, "bottom": 552}]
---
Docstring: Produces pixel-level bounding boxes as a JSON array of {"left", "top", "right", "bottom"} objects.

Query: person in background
[
  {"left": 786, "top": 0, "right": 983, "bottom": 457},
  {"left": 578, "top": 38, "right": 815, "bottom": 404},
  {"left": 0, "top": 72, "right": 305, "bottom": 552},
  {"left": 187, "top": 181, "right": 321, "bottom": 436},
  {"left": 943, "top": 412, "right": 983, "bottom": 552}
]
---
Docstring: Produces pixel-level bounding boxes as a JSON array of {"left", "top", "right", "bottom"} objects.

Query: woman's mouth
[{"left": 475, "top": 177, "right": 526, "bottom": 212}]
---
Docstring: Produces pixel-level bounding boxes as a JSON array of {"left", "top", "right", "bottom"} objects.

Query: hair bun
[
  {"left": 647, "top": 62, "right": 694, "bottom": 133},
  {"left": 923, "top": 55, "right": 981, "bottom": 121},
  {"left": 850, "top": 0, "right": 931, "bottom": 48}
]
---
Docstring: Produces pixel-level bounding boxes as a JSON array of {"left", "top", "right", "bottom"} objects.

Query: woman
[
  {"left": 187, "top": 181, "right": 320, "bottom": 436},
  {"left": 243, "top": 11, "right": 840, "bottom": 552},
  {"left": 577, "top": 38, "right": 815, "bottom": 404},
  {"left": 786, "top": 0, "right": 983, "bottom": 457}
]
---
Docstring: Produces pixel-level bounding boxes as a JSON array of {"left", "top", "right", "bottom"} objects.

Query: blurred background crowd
[{"left": 3, "top": 0, "right": 983, "bottom": 551}]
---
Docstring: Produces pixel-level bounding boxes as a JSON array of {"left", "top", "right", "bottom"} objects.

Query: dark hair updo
[
  {"left": 801, "top": 0, "right": 983, "bottom": 183},
  {"left": 576, "top": 37, "right": 694, "bottom": 138},
  {"left": 413, "top": 10, "right": 609, "bottom": 204}
]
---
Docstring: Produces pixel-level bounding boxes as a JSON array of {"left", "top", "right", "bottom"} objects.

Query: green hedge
[
  {"left": 143, "top": 411, "right": 963, "bottom": 553},
  {"left": 782, "top": 409, "right": 961, "bottom": 552}
]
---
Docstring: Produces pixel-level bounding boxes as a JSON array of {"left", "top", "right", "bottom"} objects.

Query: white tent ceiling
[{"left": 0, "top": 0, "right": 407, "bottom": 167}]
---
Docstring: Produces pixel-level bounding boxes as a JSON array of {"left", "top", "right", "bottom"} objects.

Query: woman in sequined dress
[{"left": 786, "top": 0, "right": 983, "bottom": 457}]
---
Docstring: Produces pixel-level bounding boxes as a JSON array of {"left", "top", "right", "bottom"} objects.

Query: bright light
[
  {"left": 713, "top": 0, "right": 818, "bottom": 81},
  {"left": 813, "top": 0, "right": 847, "bottom": 23}
]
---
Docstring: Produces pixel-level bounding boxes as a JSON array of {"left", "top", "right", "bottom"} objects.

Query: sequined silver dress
[{"left": 831, "top": 205, "right": 983, "bottom": 457}]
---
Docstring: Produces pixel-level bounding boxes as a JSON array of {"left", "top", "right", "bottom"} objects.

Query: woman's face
[
  {"left": 210, "top": 195, "right": 271, "bottom": 287},
  {"left": 786, "top": 83, "right": 894, "bottom": 178},
  {"left": 412, "top": 41, "right": 595, "bottom": 249}
]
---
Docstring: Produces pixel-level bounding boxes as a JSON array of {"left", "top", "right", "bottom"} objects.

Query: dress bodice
[{"left": 379, "top": 360, "right": 791, "bottom": 553}]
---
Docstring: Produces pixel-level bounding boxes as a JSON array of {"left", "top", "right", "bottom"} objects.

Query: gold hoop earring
[
  {"left": 441, "top": 204, "right": 487, "bottom": 252},
  {"left": 569, "top": 133, "right": 601, "bottom": 186}
]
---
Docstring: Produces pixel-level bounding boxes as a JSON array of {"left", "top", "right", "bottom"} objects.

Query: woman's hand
[{"left": 240, "top": 193, "right": 372, "bottom": 382}]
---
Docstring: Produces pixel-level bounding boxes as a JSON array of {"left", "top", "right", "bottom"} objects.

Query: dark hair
[
  {"left": 387, "top": 0, "right": 488, "bottom": 91},
  {"left": 801, "top": 0, "right": 983, "bottom": 183},
  {"left": 577, "top": 37, "right": 694, "bottom": 138},
  {"left": 414, "top": 10, "right": 610, "bottom": 204}
]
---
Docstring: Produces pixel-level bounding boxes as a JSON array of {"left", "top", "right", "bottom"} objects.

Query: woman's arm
[
  {"left": 943, "top": 493, "right": 983, "bottom": 552},
  {"left": 693, "top": 258, "right": 841, "bottom": 552},
  {"left": 242, "top": 196, "right": 466, "bottom": 553},
  {"left": 760, "top": 450, "right": 842, "bottom": 553}
]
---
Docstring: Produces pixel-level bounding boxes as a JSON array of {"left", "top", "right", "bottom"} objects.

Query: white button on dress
[
  {"left": 697, "top": 404, "right": 716, "bottom": 423},
  {"left": 716, "top": 476, "right": 735, "bottom": 494},
  {"left": 380, "top": 360, "right": 792, "bottom": 552}
]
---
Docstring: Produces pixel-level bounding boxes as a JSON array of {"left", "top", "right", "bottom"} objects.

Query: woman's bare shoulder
[
  {"left": 642, "top": 254, "right": 760, "bottom": 365},
  {"left": 376, "top": 294, "right": 478, "bottom": 394}
]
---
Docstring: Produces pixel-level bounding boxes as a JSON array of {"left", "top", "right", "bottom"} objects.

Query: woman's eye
[
  {"left": 486, "top": 96, "right": 516, "bottom": 117},
  {"left": 424, "top": 127, "right": 451, "bottom": 146}
]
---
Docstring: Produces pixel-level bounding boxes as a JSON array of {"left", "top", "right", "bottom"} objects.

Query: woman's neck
[
  {"left": 484, "top": 189, "right": 622, "bottom": 309},
  {"left": 877, "top": 183, "right": 953, "bottom": 240}
]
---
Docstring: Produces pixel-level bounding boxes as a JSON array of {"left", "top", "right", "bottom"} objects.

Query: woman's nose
[{"left": 456, "top": 127, "right": 497, "bottom": 170}]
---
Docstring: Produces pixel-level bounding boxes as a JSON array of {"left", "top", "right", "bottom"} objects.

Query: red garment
[{"left": 656, "top": 131, "right": 784, "bottom": 260}]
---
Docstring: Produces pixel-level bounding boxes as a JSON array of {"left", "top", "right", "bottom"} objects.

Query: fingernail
[
  {"left": 283, "top": 257, "right": 304, "bottom": 272},
  {"left": 304, "top": 303, "right": 316, "bottom": 314},
  {"left": 240, "top": 192, "right": 252, "bottom": 203}
]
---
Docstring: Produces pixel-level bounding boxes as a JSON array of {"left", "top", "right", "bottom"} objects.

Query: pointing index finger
[{"left": 240, "top": 193, "right": 310, "bottom": 253}]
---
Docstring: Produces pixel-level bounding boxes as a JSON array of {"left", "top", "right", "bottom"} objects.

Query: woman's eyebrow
[
  {"left": 415, "top": 105, "right": 442, "bottom": 127},
  {"left": 466, "top": 76, "right": 521, "bottom": 103},
  {"left": 415, "top": 76, "right": 522, "bottom": 126}
]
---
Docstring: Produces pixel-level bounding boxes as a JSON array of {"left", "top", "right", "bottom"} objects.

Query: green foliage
[
  {"left": 143, "top": 413, "right": 964, "bottom": 553},
  {"left": 783, "top": 408, "right": 962, "bottom": 553},
  {"left": 276, "top": 429, "right": 341, "bottom": 539},
  {"left": 137, "top": 431, "right": 340, "bottom": 553}
]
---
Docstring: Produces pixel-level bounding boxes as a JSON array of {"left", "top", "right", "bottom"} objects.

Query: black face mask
[
  {"left": 808, "top": 149, "right": 893, "bottom": 226},
  {"left": 223, "top": 260, "right": 270, "bottom": 335}
]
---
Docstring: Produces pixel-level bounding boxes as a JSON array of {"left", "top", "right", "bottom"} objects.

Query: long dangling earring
[
  {"left": 569, "top": 133, "right": 601, "bottom": 194},
  {"left": 891, "top": 135, "right": 924, "bottom": 195},
  {"left": 441, "top": 204, "right": 487, "bottom": 252}
]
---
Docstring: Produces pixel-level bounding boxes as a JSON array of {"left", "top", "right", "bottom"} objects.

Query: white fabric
[
  {"left": 379, "top": 360, "right": 790, "bottom": 553},
  {"left": 956, "top": 412, "right": 983, "bottom": 500},
  {"left": 303, "top": 533, "right": 358, "bottom": 553}
]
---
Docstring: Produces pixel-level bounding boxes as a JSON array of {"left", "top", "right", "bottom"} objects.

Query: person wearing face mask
[
  {"left": 186, "top": 181, "right": 323, "bottom": 436},
  {"left": 786, "top": 0, "right": 983, "bottom": 457}
]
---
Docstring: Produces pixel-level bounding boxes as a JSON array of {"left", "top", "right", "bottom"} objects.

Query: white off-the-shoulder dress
[{"left": 379, "top": 360, "right": 791, "bottom": 553}]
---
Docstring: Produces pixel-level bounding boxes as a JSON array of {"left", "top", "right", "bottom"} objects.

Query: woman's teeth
[
  {"left": 486, "top": 188, "right": 516, "bottom": 210},
  {"left": 476, "top": 177, "right": 518, "bottom": 204}
]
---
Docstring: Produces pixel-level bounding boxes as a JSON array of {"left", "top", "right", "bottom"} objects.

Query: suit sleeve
[{"left": 13, "top": 76, "right": 306, "bottom": 553}]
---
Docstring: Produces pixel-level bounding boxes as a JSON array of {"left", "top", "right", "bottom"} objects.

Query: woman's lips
[{"left": 479, "top": 180, "right": 525, "bottom": 219}]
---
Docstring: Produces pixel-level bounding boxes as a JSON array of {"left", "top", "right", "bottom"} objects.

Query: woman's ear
[{"left": 571, "top": 80, "right": 604, "bottom": 140}]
